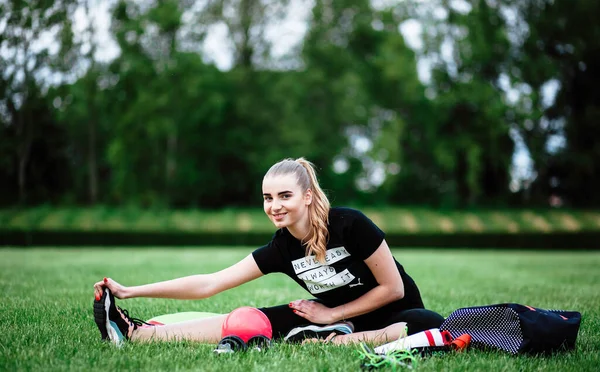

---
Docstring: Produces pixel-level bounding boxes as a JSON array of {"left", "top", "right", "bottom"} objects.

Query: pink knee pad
[
  {"left": 216, "top": 307, "right": 272, "bottom": 353},
  {"left": 221, "top": 306, "right": 272, "bottom": 341}
]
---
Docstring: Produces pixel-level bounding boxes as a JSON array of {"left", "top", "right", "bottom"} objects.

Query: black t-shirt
[{"left": 252, "top": 207, "right": 422, "bottom": 310}]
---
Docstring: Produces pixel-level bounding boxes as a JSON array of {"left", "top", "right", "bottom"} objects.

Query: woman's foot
[
  {"left": 93, "top": 288, "right": 148, "bottom": 345},
  {"left": 301, "top": 332, "right": 338, "bottom": 344}
]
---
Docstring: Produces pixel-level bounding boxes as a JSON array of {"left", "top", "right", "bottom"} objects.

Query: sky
[{"left": 67, "top": 0, "right": 560, "bottom": 191}]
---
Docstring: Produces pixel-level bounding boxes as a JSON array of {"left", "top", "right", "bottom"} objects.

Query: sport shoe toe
[{"left": 284, "top": 321, "right": 354, "bottom": 342}]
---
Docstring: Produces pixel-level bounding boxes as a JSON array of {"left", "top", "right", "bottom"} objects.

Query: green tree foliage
[
  {"left": 1, "top": 0, "right": 598, "bottom": 208},
  {"left": 518, "top": 0, "right": 600, "bottom": 207},
  {"left": 0, "top": 0, "right": 77, "bottom": 204},
  {"left": 393, "top": 0, "right": 514, "bottom": 207},
  {"left": 300, "top": 0, "right": 424, "bottom": 205}
]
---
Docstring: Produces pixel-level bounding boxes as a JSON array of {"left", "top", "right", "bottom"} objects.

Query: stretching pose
[{"left": 93, "top": 158, "right": 444, "bottom": 345}]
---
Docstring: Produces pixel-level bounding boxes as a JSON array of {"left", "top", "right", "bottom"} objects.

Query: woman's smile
[{"left": 272, "top": 212, "right": 287, "bottom": 221}]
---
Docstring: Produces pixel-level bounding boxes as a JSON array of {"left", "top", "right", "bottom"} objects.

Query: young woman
[{"left": 93, "top": 158, "right": 444, "bottom": 345}]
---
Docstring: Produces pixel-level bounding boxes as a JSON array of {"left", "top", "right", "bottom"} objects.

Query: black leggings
[{"left": 259, "top": 303, "right": 445, "bottom": 340}]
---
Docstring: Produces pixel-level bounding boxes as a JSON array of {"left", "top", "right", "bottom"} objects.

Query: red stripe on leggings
[{"left": 424, "top": 330, "right": 435, "bottom": 346}]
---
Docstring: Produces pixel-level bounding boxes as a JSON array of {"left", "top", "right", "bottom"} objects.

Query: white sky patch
[
  {"left": 265, "top": 0, "right": 311, "bottom": 59},
  {"left": 399, "top": 19, "right": 423, "bottom": 51},
  {"left": 546, "top": 134, "right": 566, "bottom": 154},
  {"left": 509, "top": 128, "right": 536, "bottom": 192},
  {"left": 333, "top": 156, "right": 350, "bottom": 174},
  {"left": 32, "top": 26, "right": 61, "bottom": 56},
  {"left": 352, "top": 135, "right": 373, "bottom": 154},
  {"left": 498, "top": 72, "right": 562, "bottom": 183},
  {"left": 545, "top": 117, "right": 566, "bottom": 154},
  {"left": 202, "top": 22, "right": 233, "bottom": 70},
  {"left": 417, "top": 58, "right": 433, "bottom": 85},
  {"left": 540, "top": 79, "right": 560, "bottom": 109},
  {"left": 500, "top": 5, "right": 529, "bottom": 48},
  {"left": 370, "top": 162, "right": 386, "bottom": 187},
  {"left": 71, "top": 0, "right": 312, "bottom": 71},
  {"left": 440, "top": 37, "right": 457, "bottom": 77},
  {"left": 371, "top": 0, "right": 400, "bottom": 10},
  {"left": 449, "top": 0, "right": 472, "bottom": 14},
  {"left": 498, "top": 73, "right": 521, "bottom": 105},
  {"left": 433, "top": 6, "right": 448, "bottom": 20},
  {"left": 72, "top": 1, "right": 120, "bottom": 63}
]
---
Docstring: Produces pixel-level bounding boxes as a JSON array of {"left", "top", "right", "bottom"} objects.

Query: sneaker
[
  {"left": 93, "top": 288, "right": 148, "bottom": 345},
  {"left": 284, "top": 321, "right": 354, "bottom": 342}
]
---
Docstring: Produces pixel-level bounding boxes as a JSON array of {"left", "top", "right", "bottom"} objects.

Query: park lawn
[{"left": 0, "top": 248, "right": 598, "bottom": 371}]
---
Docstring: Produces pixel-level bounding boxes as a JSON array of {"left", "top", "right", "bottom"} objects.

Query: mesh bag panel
[{"left": 440, "top": 305, "right": 523, "bottom": 354}]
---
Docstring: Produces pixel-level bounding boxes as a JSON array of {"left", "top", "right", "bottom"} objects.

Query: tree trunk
[
  {"left": 85, "top": 0, "right": 99, "bottom": 204},
  {"left": 6, "top": 96, "right": 29, "bottom": 203},
  {"left": 165, "top": 132, "right": 177, "bottom": 201},
  {"left": 238, "top": 0, "right": 253, "bottom": 68},
  {"left": 88, "top": 115, "right": 98, "bottom": 204},
  {"left": 16, "top": 106, "right": 33, "bottom": 203},
  {"left": 165, "top": 30, "right": 178, "bottom": 203},
  {"left": 17, "top": 137, "right": 32, "bottom": 203}
]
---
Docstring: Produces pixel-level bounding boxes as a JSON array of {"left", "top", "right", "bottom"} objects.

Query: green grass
[
  {"left": 1, "top": 248, "right": 599, "bottom": 371},
  {"left": 2, "top": 206, "right": 600, "bottom": 233}
]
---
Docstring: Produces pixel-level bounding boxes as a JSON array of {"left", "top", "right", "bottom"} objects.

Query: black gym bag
[{"left": 440, "top": 303, "right": 581, "bottom": 355}]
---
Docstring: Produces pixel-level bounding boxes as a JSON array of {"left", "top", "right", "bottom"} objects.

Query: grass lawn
[{"left": 1, "top": 247, "right": 599, "bottom": 371}]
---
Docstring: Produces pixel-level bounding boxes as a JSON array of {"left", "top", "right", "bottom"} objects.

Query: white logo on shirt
[
  {"left": 349, "top": 278, "right": 363, "bottom": 288},
  {"left": 291, "top": 246, "right": 354, "bottom": 294}
]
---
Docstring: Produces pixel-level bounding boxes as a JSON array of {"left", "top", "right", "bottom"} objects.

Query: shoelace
[
  {"left": 356, "top": 326, "right": 419, "bottom": 370},
  {"left": 119, "top": 307, "right": 153, "bottom": 327},
  {"left": 357, "top": 343, "right": 419, "bottom": 370}
]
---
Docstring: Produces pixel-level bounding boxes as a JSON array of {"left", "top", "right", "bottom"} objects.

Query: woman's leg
[
  {"left": 133, "top": 302, "right": 310, "bottom": 343},
  {"left": 133, "top": 301, "right": 310, "bottom": 343},
  {"left": 327, "top": 308, "right": 445, "bottom": 346},
  {"left": 394, "top": 308, "right": 445, "bottom": 335},
  {"left": 131, "top": 314, "right": 227, "bottom": 343},
  {"left": 258, "top": 304, "right": 312, "bottom": 339},
  {"left": 329, "top": 321, "right": 408, "bottom": 345}
]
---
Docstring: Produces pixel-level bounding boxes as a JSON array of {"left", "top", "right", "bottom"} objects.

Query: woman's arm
[
  {"left": 94, "top": 254, "right": 264, "bottom": 300},
  {"left": 290, "top": 239, "right": 404, "bottom": 324}
]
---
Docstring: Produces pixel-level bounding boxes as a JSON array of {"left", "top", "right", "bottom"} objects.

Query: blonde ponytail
[
  {"left": 264, "top": 157, "right": 330, "bottom": 263},
  {"left": 295, "top": 158, "right": 330, "bottom": 263}
]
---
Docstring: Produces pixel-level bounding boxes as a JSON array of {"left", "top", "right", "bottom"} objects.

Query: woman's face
[{"left": 262, "top": 174, "right": 311, "bottom": 230}]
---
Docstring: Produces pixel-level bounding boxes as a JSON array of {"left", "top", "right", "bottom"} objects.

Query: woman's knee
[{"left": 397, "top": 309, "right": 445, "bottom": 335}]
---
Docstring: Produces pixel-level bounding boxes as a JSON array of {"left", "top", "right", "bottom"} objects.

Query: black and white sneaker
[
  {"left": 284, "top": 321, "right": 354, "bottom": 342},
  {"left": 93, "top": 288, "right": 148, "bottom": 346}
]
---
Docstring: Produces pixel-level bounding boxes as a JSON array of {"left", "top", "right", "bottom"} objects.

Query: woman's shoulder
[{"left": 329, "top": 206, "right": 368, "bottom": 221}]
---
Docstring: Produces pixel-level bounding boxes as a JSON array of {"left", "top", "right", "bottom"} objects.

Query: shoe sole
[
  {"left": 103, "top": 289, "right": 125, "bottom": 346},
  {"left": 284, "top": 324, "right": 353, "bottom": 342},
  {"left": 93, "top": 292, "right": 109, "bottom": 340},
  {"left": 94, "top": 288, "right": 125, "bottom": 346}
]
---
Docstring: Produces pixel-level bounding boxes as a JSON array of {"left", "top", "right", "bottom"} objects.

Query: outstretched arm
[
  {"left": 93, "top": 254, "right": 263, "bottom": 300},
  {"left": 291, "top": 239, "right": 404, "bottom": 324}
]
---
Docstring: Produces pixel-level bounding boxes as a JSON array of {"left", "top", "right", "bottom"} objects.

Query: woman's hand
[
  {"left": 289, "top": 300, "right": 336, "bottom": 324},
  {"left": 93, "top": 277, "right": 129, "bottom": 300}
]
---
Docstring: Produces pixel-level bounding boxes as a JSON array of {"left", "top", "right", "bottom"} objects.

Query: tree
[
  {"left": 0, "top": 0, "right": 78, "bottom": 203},
  {"left": 519, "top": 0, "right": 600, "bottom": 206},
  {"left": 394, "top": 0, "right": 514, "bottom": 206}
]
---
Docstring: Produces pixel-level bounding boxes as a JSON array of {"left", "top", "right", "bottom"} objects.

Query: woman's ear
[{"left": 305, "top": 189, "right": 313, "bottom": 206}]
